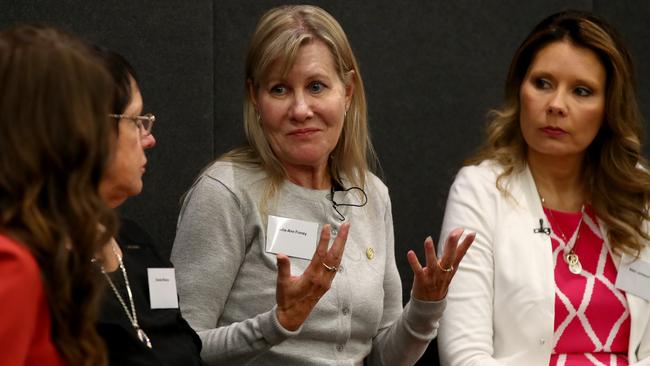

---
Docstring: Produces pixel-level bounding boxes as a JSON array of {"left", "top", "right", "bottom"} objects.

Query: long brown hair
[
  {"left": 468, "top": 10, "right": 650, "bottom": 255},
  {"left": 0, "top": 25, "right": 117, "bottom": 365},
  {"left": 220, "top": 5, "right": 378, "bottom": 206}
]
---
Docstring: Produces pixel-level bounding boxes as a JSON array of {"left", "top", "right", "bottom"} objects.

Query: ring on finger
[
  {"left": 440, "top": 264, "right": 453, "bottom": 273},
  {"left": 321, "top": 261, "right": 338, "bottom": 272}
]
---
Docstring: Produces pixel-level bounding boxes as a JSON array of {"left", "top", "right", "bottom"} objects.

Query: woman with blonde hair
[
  {"left": 438, "top": 10, "right": 650, "bottom": 365},
  {"left": 172, "top": 5, "right": 473, "bottom": 365},
  {"left": 0, "top": 25, "right": 117, "bottom": 365}
]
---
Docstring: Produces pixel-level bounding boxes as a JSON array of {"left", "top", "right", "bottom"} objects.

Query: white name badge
[
  {"left": 147, "top": 268, "right": 179, "bottom": 309},
  {"left": 615, "top": 253, "right": 650, "bottom": 301},
  {"left": 266, "top": 215, "right": 319, "bottom": 260}
]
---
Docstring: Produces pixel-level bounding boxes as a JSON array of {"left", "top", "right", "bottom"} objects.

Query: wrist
[{"left": 276, "top": 308, "right": 302, "bottom": 331}]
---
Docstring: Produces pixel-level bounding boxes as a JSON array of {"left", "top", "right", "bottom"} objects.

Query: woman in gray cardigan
[{"left": 171, "top": 5, "right": 473, "bottom": 365}]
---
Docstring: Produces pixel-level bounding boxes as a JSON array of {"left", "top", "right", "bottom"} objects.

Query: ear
[
  {"left": 344, "top": 70, "right": 355, "bottom": 110},
  {"left": 247, "top": 79, "right": 259, "bottom": 110}
]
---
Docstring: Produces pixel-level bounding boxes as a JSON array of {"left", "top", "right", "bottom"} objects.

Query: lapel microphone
[{"left": 533, "top": 218, "right": 551, "bottom": 235}]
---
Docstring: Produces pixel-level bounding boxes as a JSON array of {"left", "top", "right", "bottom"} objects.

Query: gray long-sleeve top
[{"left": 171, "top": 161, "right": 444, "bottom": 365}]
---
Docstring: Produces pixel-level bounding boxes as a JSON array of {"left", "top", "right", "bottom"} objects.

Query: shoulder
[
  {"left": 0, "top": 235, "right": 42, "bottom": 299},
  {"left": 364, "top": 172, "right": 389, "bottom": 198},
  {"left": 117, "top": 218, "right": 170, "bottom": 266},
  {"left": 199, "top": 161, "right": 267, "bottom": 195},
  {"left": 452, "top": 159, "right": 527, "bottom": 194},
  {"left": 455, "top": 160, "right": 503, "bottom": 183},
  {"left": 180, "top": 161, "right": 267, "bottom": 219}
]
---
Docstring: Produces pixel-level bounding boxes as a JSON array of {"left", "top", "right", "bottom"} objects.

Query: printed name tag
[
  {"left": 147, "top": 268, "right": 179, "bottom": 309},
  {"left": 266, "top": 215, "right": 319, "bottom": 260},
  {"left": 615, "top": 253, "right": 650, "bottom": 301}
]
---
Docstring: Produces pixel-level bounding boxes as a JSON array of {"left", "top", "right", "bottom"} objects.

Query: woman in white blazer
[{"left": 438, "top": 10, "right": 650, "bottom": 366}]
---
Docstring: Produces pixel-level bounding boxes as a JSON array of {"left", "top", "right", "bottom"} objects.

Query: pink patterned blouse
[{"left": 545, "top": 205, "right": 630, "bottom": 366}]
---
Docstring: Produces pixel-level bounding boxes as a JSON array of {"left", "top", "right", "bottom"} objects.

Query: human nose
[
  {"left": 289, "top": 91, "right": 313, "bottom": 122},
  {"left": 546, "top": 90, "right": 568, "bottom": 117},
  {"left": 141, "top": 133, "right": 156, "bottom": 149}
]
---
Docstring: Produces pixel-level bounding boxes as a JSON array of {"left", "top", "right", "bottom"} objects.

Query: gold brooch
[{"left": 366, "top": 247, "right": 375, "bottom": 260}]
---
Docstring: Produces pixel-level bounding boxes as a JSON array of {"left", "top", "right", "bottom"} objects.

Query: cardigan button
[
  {"left": 538, "top": 338, "right": 546, "bottom": 345},
  {"left": 336, "top": 344, "right": 344, "bottom": 352}
]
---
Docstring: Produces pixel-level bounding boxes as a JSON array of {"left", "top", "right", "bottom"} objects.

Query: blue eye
[
  {"left": 270, "top": 85, "right": 287, "bottom": 95},
  {"left": 574, "top": 86, "right": 592, "bottom": 97},
  {"left": 309, "top": 81, "right": 325, "bottom": 93},
  {"left": 533, "top": 78, "right": 552, "bottom": 89}
]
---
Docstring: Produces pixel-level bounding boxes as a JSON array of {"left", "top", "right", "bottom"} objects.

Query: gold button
[{"left": 366, "top": 247, "right": 375, "bottom": 260}]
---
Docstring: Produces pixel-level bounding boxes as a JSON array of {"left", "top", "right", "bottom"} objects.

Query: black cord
[{"left": 330, "top": 180, "right": 368, "bottom": 221}]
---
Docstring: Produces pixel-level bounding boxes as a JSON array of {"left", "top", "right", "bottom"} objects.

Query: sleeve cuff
[
  {"left": 258, "top": 305, "right": 302, "bottom": 345},
  {"left": 403, "top": 295, "right": 447, "bottom": 340}
]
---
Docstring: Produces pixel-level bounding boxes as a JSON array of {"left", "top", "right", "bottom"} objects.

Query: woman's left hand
[{"left": 407, "top": 227, "right": 475, "bottom": 302}]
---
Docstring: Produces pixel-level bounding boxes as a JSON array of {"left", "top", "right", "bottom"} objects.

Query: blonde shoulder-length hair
[
  {"left": 220, "top": 4, "right": 378, "bottom": 201},
  {"left": 468, "top": 10, "right": 650, "bottom": 255}
]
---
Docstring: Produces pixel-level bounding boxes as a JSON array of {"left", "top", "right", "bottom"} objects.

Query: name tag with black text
[
  {"left": 147, "top": 268, "right": 179, "bottom": 309},
  {"left": 266, "top": 215, "right": 319, "bottom": 260},
  {"left": 615, "top": 254, "right": 650, "bottom": 301}
]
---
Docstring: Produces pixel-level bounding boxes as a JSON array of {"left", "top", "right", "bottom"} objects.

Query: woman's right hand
[{"left": 275, "top": 223, "right": 350, "bottom": 331}]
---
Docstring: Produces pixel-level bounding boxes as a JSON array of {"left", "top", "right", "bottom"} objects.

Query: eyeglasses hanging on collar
[{"left": 329, "top": 179, "right": 368, "bottom": 221}]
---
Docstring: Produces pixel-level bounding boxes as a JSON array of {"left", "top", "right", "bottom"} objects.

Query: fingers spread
[
  {"left": 313, "top": 224, "right": 331, "bottom": 261},
  {"left": 328, "top": 222, "right": 350, "bottom": 260},
  {"left": 406, "top": 250, "right": 423, "bottom": 275},
  {"left": 423, "top": 236, "right": 437, "bottom": 269},
  {"left": 453, "top": 231, "right": 476, "bottom": 268},
  {"left": 439, "top": 228, "right": 463, "bottom": 270},
  {"left": 276, "top": 254, "right": 291, "bottom": 280}
]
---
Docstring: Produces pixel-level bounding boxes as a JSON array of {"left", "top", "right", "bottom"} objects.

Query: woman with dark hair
[
  {"left": 0, "top": 25, "right": 117, "bottom": 365},
  {"left": 92, "top": 47, "right": 203, "bottom": 365},
  {"left": 172, "top": 5, "right": 473, "bottom": 365},
  {"left": 438, "top": 10, "right": 650, "bottom": 365}
]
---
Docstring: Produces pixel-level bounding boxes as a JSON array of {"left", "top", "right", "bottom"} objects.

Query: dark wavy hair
[
  {"left": 0, "top": 25, "right": 117, "bottom": 365},
  {"left": 468, "top": 10, "right": 650, "bottom": 255}
]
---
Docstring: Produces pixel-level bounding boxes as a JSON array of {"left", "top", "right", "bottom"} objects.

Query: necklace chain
[
  {"left": 541, "top": 197, "right": 585, "bottom": 274},
  {"left": 101, "top": 241, "right": 152, "bottom": 348}
]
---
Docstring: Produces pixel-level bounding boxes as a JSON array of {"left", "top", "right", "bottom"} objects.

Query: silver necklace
[
  {"left": 542, "top": 198, "right": 584, "bottom": 275},
  {"left": 101, "top": 242, "right": 152, "bottom": 349}
]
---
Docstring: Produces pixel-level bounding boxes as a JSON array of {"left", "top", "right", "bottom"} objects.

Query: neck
[
  {"left": 283, "top": 162, "right": 331, "bottom": 190},
  {"left": 528, "top": 150, "right": 587, "bottom": 211},
  {"left": 96, "top": 237, "right": 123, "bottom": 273}
]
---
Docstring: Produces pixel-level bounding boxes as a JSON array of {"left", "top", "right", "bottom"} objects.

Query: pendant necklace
[
  {"left": 542, "top": 198, "right": 584, "bottom": 275},
  {"left": 101, "top": 241, "right": 153, "bottom": 348}
]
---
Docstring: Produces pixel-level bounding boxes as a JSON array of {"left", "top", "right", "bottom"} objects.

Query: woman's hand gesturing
[
  {"left": 407, "top": 228, "right": 475, "bottom": 301},
  {"left": 275, "top": 223, "right": 350, "bottom": 331}
]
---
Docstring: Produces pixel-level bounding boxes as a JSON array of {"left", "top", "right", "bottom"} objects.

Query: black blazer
[{"left": 97, "top": 218, "right": 203, "bottom": 366}]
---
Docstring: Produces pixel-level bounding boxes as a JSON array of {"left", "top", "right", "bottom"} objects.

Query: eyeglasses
[{"left": 109, "top": 113, "right": 156, "bottom": 137}]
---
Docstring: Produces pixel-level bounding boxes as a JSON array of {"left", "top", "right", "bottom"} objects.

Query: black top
[{"left": 97, "top": 218, "right": 203, "bottom": 366}]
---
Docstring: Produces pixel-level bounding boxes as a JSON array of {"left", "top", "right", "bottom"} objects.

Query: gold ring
[
  {"left": 440, "top": 265, "right": 454, "bottom": 273},
  {"left": 321, "top": 261, "right": 338, "bottom": 272}
]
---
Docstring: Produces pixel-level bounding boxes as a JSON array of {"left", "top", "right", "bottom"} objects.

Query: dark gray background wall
[{"left": 2, "top": 1, "right": 649, "bottom": 363}]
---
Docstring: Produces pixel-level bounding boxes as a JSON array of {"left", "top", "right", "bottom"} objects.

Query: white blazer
[{"left": 437, "top": 161, "right": 650, "bottom": 366}]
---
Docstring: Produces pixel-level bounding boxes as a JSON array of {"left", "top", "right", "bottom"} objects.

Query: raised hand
[
  {"left": 275, "top": 222, "right": 350, "bottom": 331},
  {"left": 407, "top": 228, "right": 475, "bottom": 302}
]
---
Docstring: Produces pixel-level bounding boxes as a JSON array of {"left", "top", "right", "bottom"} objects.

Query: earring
[{"left": 256, "top": 112, "right": 261, "bottom": 124}]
